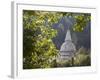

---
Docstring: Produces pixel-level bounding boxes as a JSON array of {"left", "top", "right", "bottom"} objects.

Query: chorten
[{"left": 59, "top": 27, "right": 76, "bottom": 60}]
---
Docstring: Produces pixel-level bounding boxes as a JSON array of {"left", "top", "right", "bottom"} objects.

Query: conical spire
[
  {"left": 65, "top": 27, "right": 72, "bottom": 41},
  {"left": 59, "top": 26, "right": 76, "bottom": 60}
]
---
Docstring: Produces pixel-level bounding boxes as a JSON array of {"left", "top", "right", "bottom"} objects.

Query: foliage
[
  {"left": 57, "top": 60, "right": 72, "bottom": 67},
  {"left": 74, "top": 47, "right": 91, "bottom": 66},
  {"left": 23, "top": 10, "right": 60, "bottom": 69},
  {"left": 73, "top": 14, "right": 91, "bottom": 32},
  {"left": 74, "top": 54, "right": 91, "bottom": 66}
]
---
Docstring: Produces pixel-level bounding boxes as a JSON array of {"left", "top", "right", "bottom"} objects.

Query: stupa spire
[
  {"left": 65, "top": 26, "right": 72, "bottom": 41},
  {"left": 59, "top": 26, "right": 76, "bottom": 60}
]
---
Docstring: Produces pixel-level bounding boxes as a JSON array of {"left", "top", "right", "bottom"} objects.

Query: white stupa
[{"left": 59, "top": 28, "right": 76, "bottom": 60}]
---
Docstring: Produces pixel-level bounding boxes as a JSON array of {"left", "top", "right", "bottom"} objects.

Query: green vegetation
[
  {"left": 73, "top": 13, "right": 91, "bottom": 32},
  {"left": 23, "top": 10, "right": 91, "bottom": 69},
  {"left": 23, "top": 10, "right": 60, "bottom": 69}
]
